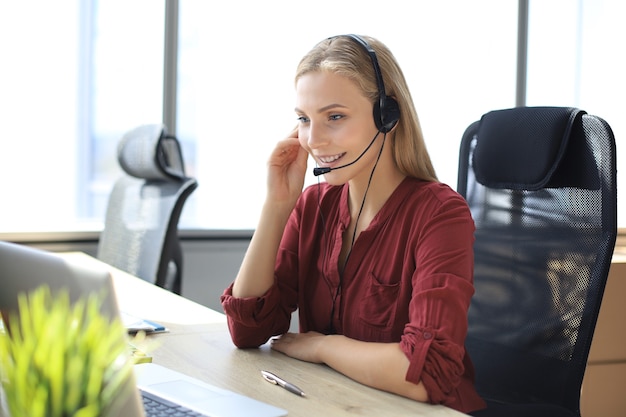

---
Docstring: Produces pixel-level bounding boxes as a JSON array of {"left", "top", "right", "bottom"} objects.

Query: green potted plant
[{"left": 0, "top": 285, "right": 135, "bottom": 417}]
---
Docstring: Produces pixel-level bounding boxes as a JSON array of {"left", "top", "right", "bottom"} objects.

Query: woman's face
[{"left": 295, "top": 71, "right": 380, "bottom": 185}]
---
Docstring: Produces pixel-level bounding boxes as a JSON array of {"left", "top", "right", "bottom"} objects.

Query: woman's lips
[{"left": 317, "top": 152, "right": 346, "bottom": 167}]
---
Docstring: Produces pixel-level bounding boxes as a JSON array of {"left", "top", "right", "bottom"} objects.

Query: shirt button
[{"left": 423, "top": 332, "right": 433, "bottom": 340}]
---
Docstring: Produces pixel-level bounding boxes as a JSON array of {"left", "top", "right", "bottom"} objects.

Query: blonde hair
[{"left": 295, "top": 35, "right": 437, "bottom": 182}]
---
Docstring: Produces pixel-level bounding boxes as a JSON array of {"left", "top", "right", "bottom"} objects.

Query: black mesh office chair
[
  {"left": 457, "top": 107, "right": 617, "bottom": 417},
  {"left": 97, "top": 124, "right": 197, "bottom": 294}
]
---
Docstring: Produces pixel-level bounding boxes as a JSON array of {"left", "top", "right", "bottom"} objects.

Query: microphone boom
[{"left": 312, "top": 131, "right": 381, "bottom": 176}]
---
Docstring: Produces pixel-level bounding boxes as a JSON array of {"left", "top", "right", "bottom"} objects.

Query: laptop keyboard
[{"left": 141, "top": 389, "right": 207, "bottom": 416}]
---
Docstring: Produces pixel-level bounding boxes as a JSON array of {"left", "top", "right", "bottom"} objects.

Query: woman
[{"left": 221, "top": 34, "right": 485, "bottom": 414}]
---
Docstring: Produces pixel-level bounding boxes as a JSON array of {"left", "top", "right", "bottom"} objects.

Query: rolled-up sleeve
[
  {"left": 400, "top": 269, "right": 474, "bottom": 403},
  {"left": 401, "top": 324, "right": 467, "bottom": 404},
  {"left": 220, "top": 279, "right": 291, "bottom": 348}
]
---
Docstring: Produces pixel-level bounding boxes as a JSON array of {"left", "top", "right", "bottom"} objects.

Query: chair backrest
[
  {"left": 97, "top": 124, "right": 197, "bottom": 294},
  {"left": 457, "top": 107, "right": 617, "bottom": 415}
]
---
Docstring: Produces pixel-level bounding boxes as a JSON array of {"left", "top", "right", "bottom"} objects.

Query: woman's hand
[
  {"left": 270, "top": 331, "right": 326, "bottom": 363},
  {"left": 266, "top": 127, "right": 309, "bottom": 206}
]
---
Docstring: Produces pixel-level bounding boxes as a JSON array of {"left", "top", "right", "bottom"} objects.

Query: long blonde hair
[{"left": 295, "top": 35, "right": 437, "bottom": 182}]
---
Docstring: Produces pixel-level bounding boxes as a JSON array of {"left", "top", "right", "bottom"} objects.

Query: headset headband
[{"left": 334, "top": 34, "right": 400, "bottom": 133}]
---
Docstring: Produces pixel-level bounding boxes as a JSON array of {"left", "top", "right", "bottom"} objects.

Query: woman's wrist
[
  {"left": 261, "top": 198, "right": 296, "bottom": 222},
  {"left": 317, "top": 334, "right": 343, "bottom": 364}
]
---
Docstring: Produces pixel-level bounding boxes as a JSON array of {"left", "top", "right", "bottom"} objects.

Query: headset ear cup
[{"left": 375, "top": 96, "right": 400, "bottom": 133}]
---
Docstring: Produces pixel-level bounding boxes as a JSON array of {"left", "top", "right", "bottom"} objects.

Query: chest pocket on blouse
[{"left": 357, "top": 272, "right": 400, "bottom": 329}]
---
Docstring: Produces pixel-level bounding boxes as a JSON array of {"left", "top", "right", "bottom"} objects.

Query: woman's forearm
[
  {"left": 232, "top": 132, "right": 307, "bottom": 299},
  {"left": 320, "top": 335, "right": 429, "bottom": 402},
  {"left": 232, "top": 201, "right": 293, "bottom": 298}
]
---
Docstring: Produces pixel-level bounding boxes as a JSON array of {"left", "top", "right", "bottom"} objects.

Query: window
[
  {"left": 1, "top": 0, "right": 164, "bottom": 233},
  {"left": 1, "top": 1, "right": 623, "bottom": 233}
]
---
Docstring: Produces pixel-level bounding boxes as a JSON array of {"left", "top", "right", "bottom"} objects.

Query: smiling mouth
[{"left": 318, "top": 152, "right": 346, "bottom": 165}]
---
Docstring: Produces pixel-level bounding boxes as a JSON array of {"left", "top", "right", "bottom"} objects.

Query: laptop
[{"left": 0, "top": 241, "right": 287, "bottom": 417}]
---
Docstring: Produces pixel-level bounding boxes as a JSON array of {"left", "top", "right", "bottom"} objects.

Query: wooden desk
[{"left": 62, "top": 252, "right": 468, "bottom": 417}]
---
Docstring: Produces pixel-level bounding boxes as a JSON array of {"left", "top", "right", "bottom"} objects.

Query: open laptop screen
[{"left": 0, "top": 241, "right": 120, "bottom": 322}]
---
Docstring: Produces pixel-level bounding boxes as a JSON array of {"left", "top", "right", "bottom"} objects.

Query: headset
[
  {"left": 340, "top": 34, "right": 400, "bottom": 134},
  {"left": 312, "top": 34, "right": 400, "bottom": 177}
]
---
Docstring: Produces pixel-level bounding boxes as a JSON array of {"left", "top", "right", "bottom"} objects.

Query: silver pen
[{"left": 261, "top": 370, "right": 306, "bottom": 397}]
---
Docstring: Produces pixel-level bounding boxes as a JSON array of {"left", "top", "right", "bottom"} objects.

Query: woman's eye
[
  {"left": 329, "top": 114, "right": 343, "bottom": 121},
  {"left": 297, "top": 115, "right": 309, "bottom": 123}
]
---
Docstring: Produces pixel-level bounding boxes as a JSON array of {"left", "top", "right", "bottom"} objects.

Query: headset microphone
[
  {"left": 312, "top": 131, "right": 381, "bottom": 176},
  {"left": 312, "top": 167, "right": 331, "bottom": 176}
]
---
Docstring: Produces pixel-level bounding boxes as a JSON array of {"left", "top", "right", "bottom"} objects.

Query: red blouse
[{"left": 221, "top": 177, "right": 486, "bottom": 413}]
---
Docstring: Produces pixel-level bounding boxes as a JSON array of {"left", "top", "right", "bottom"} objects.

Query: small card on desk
[
  {"left": 121, "top": 312, "right": 168, "bottom": 334},
  {"left": 128, "top": 340, "right": 153, "bottom": 364}
]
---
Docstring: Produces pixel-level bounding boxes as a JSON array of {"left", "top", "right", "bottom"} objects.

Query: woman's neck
[{"left": 347, "top": 159, "right": 405, "bottom": 219}]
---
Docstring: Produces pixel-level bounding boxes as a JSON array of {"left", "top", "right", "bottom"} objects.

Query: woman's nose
[{"left": 307, "top": 123, "right": 329, "bottom": 149}]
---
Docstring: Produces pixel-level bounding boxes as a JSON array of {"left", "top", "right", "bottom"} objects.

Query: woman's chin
[{"left": 319, "top": 172, "right": 348, "bottom": 186}]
